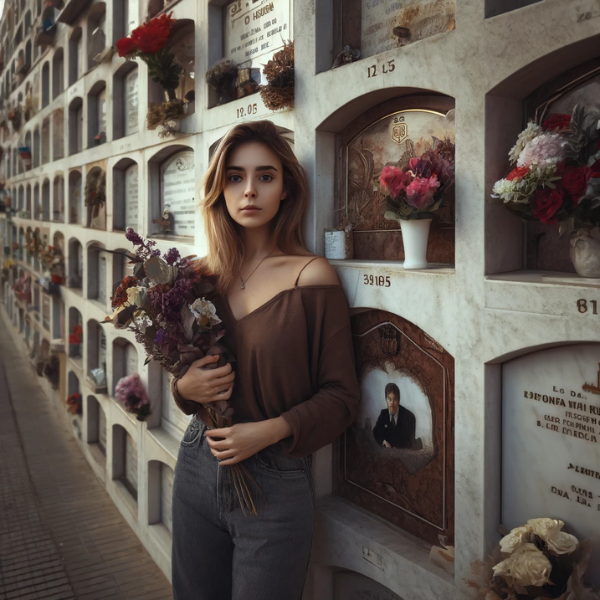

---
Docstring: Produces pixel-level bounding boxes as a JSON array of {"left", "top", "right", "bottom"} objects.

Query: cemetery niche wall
[
  {"left": 335, "top": 308, "right": 454, "bottom": 545},
  {"left": 336, "top": 96, "right": 455, "bottom": 263},
  {"left": 502, "top": 343, "right": 600, "bottom": 585}
]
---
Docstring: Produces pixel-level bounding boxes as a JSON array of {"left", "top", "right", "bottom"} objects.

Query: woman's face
[{"left": 223, "top": 141, "right": 287, "bottom": 229}]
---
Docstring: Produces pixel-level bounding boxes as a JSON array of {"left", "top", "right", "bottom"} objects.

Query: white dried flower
[
  {"left": 526, "top": 518, "right": 564, "bottom": 542},
  {"left": 492, "top": 555, "right": 514, "bottom": 578},
  {"left": 126, "top": 286, "right": 146, "bottom": 307},
  {"left": 133, "top": 312, "right": 153, "bottom": 333},
  {"left": 189, "top": 298, "right": 221, "bottom": 329},
  {"left": 546, "top": 531, "right": 579, "bottom": 555},
  {"left": 509, "top": 122, "right": 542, "bottom": 164},
  {"left": 500, "top": 526, "right": 531, "bottom": 554},
  {"left": 517, "top": 132, "right": 566, "bottom": 168},
  {"left": 509, "top": 544, "right": 552, "bottom": 587}
]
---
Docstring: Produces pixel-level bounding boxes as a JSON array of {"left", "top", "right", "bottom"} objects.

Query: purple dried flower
[
  {"left": 148, "top": 277, "right": 193, "bottom": 322},
  {"left": 115, "top": 374, "right": 150, "bottom": 412},
  {"left": 125, "top": 228, "right": 144, "bottom": 246},
  {"left": 154, "top": 329, "right": 164, "bottom": 345},
  {"left": 164, "top": 247, "right": 180, "bottom": 265}
]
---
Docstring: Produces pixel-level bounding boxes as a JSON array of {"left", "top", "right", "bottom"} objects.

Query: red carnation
[
  {"left": 531, "top": 187, "right": 566, "bottom": 224},
  {"left": 590, "top": 159, "right": 600, "bottom": 180},
  {"left": 560, "top": 166, "right": 591, "bottom": 206},
  {"left": 542, "top": 113, "right": 571, "bottom": 131},
  {"left": 506, "top": 166, "right": 530, "bottom": 181},
  {"left": 117, "top": 36, "right": 138, "bottom": 58},
  {"left": 130, "top": 12, "right": 175, "bottom": 54}
]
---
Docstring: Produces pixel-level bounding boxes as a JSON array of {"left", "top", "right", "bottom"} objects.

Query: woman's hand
[
  {"left": 205, "top": 417, "right": 293, "bottom": 466},
  {"left": 176, "top": 355, "right": 235, "bottom": 405}
]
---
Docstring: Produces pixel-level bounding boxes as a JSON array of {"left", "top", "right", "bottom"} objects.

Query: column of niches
[{"left": 478, "top": 1, "right": 600, "bottom": 588}]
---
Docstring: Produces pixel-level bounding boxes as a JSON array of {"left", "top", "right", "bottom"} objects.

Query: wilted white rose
[
  {"left": 509, "top": 544, "right": 552, "bottom": 587},
  {"left": 500, "top": 526, "right": 532, "bottom": 554},
  {"left": 126, "top": 286, "right": 146, "bottom": 307},
  {"left": 546, "top": 531, "right": 579, "bottom": 555},
  {"left": 527, "top": 518, "right": 564, "bottom": 542},
  {"left": 189, "top": 298, "right": 221, "bottom": 329},
  {"left": 492, "top": 555, "right": 514, "bottom": 578}
]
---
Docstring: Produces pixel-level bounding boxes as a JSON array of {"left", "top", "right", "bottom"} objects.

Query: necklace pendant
[{"left": 240, "top": 282, "right": 246, "bottom": 290}]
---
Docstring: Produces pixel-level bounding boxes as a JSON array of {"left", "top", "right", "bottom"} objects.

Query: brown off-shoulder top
[{"left": 170, "top": 265, "right": 361, "bottom": 458}]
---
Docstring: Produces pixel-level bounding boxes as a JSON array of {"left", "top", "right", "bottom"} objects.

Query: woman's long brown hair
[{"left": 201, "top": 120, "right": 310, "bottom": 295}]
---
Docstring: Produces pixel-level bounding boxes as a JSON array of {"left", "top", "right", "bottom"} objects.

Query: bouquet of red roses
[{"left": 492, "top": 104, "right": 600, "bottom": 228}]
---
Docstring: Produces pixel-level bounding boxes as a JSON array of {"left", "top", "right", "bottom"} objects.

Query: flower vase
[
  {"left": 400, "top": 218, "right": 432, "bottom": 269},
  {"left": 569, "top": 228, "right": 600, "bottom": 278}
]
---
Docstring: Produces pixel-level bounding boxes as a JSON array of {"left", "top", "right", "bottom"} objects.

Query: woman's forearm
[{"left": 264, "top": 415, "right": 293, "bottom": 445}]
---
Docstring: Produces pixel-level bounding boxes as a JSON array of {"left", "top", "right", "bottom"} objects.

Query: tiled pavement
[{"left": 0, "top": 321, "right": 173, "bottom": 600}]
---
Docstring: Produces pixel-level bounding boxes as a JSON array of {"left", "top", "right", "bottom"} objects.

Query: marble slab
[
  {"left": 125, "top": 432, "right": 138, "bottom": 492},
  {"left": 125, "top": 69, "right": 138, "bottom": 136},
  {"left": 125, "top": 164, "right": 139, "bottom": 230},
  {"left": 502, "top": 344, "right": 600, "bottom": 584},
  {"left": 161, "top": 152, "right": 195, "bottom": 237},
  {"left": 161, "top": 463, "right": 174, "bottom": 533}
]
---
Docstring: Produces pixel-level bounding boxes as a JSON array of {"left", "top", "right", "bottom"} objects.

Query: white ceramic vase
[{"left": 400, "top": 218, "right": 432, "bottom": 269}]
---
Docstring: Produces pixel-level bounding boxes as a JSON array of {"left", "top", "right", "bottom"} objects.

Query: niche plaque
[
  {"left": 503, "top": 344, "right": 600, "bottom": 584},
  {"left": 335, "top": 309, "right": 454, "bottom": 544},
  {"left": 161, "top": 152, "right": 195, "bottom": 237},
  {"left": 337, "top": 98, "right": 455, "bottom": 262}
]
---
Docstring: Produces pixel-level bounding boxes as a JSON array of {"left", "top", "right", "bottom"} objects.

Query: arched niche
[
  {"left": 86, "top": 242, "right": 108, "bottom": 304},
  {"left": 485, "top": 43, "right": 600, "bottom": 277},
  {"left": 25, "top": 184, "right": 32, "bottom": 216},
  {"left": 41, "top": 61, "right": 50, "bottom": 107},
  {"left": 112, "top": 158, "right": 138, "bottom": 231},
  {"left": 68, "top": 169, "right": 82, "bottom": 224},
  {"left": 68, "top": 27, "right": 83, "bottom": 86},
  {"left": 336, "top": 308, "right": 455, "bottom": 546},
  {"left": 85, "top": 167, "right": 106, "bottom": 230},
  {"left": 25, "top": 226, "right": 33, "bottom": 266},
  {"left": 41, "top": 117, "right": 50, "bottom": 164},
  {"left": 325, "top": 92, "right": 455, "bottom": 263},
  {"left": 113, "top": 63, "right": 138, "bottom": 140},
  {"left": 52, "top": 109, "right": 64, "bottom": 160},
  {"left": 148, "top": 145, "right": 195, "bottom": 238},
  {"left": 17, "top": 184, "right": 24, "bottom": 211},
  {"left": 87, "top": 80, "right": 107, "bottom": 147},
  {"left": 52, "top": 174, "right": 64, "bottom": 222},
  {"left": 86, "top": 319, "right": 107, "bottom": 392},
  {"left": 147, "top": 460, "right": 175, "bottom": 534},
  {"left": 67, "top": 305, "right": 83, "bottom": 358},
  {"left": 68, "top": 370, "right": 80, "bottom": 395},
  {"left": 112, "top": 338, "right": 138, "bottom": 394},
  {"left": 52, "top": 47, "right": 64, "bottom": 99},
  {"left": 33, "top": 127, "right": 40, "bottom": 167},
  {"left": 33, "top": 227, "right": 41, "bottom": 271},
  {"left": 68, "top": 97, "right": 83, "bottom": 155},
  {"left": 41, "top": 178, "right": 50, "bottom": 221},
  {"left": 86, "top": 395, "right": 107, "bottom": 456},
  {"left": 52, "top": 294, "right": 65, "bottom": 341},
  {"left": 87, "top": 3, "right": 107, "bottom": 70},
  {"left": 33, "top": 182, "right": 40, "bottom": 220},
  {"left": 111, "top": 247, "right": 133, "bottom": 299},
  {"left": 67, "top": 237, "right": 83, "bottom": 288},
  {"left": 112, "top": 424, "right": 139, "bottom": 504},
  {"left": 24, "top": 131, "right": 32, "bottom": 172}
]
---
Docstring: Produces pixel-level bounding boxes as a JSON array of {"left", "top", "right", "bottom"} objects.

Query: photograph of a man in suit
[{"left": 373, "top": 382, "right": 420, "bottom": 449}]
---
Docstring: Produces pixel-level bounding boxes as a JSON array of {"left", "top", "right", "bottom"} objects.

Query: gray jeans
[{"left": 172, "top": 416, "right": 316, "bottom": 600}]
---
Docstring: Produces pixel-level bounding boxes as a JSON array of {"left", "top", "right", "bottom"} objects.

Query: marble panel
[
  {"left": 161, "top": 370, "right": 191, "bottom": 433},
  {"left": 98, "top": 406, "right": 107, "bottom": 453},
  {"left": 124, "top": 69, "right": 138, "bottom": 136},
  {"left": 336, "top": 309, "right": 454, "bottom": 545},
  {"left": 334, "top": 572, "right": 404, "bottom": 600},
  {"left": 125, "top": 433, "right": 138, "bottom": 493},
  {"left": 125, "top": 164, "right": 139, "bottom": 230},
  {"left": 161, "top": 152, "right": 195, "bottom": 237},
  {"left": 52, "top": 110, "right": 64, "bottom": 160},
  {"left": 224, "top": 0, "right": 291, "bottom": 67},
  {"left": 98, "top": 253, "right": 107, "bottom": 304},
  {"left": 125, "top": 343, "right": 138, "bottom": 376},
  {"left": 161, "top": 463, "right": 174, "bottom": 534},
  {"left": 360, "top": 0, "right": 454, "bottom": 59},
  {"left": 502, "top": 344, "right": 600, "bottom": 584},
  {"left": 127, "top": 0, "right": 139, "bottom": 34}
]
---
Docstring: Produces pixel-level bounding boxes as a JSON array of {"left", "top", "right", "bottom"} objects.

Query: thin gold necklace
[{"left": 239, "top": 248, "right": 275, "bottom": 290}]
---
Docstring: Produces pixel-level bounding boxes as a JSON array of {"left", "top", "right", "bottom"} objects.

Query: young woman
[{"left": 170, "top": 120, "right": 360, "bottom": 600}]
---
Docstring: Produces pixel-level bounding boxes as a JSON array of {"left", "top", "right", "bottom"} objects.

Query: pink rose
[
  {"left": 379, "top": 166, "right": 412, "bottom": 199},
  {"left": 406, "top": 175, "right": 440, "bottom": 208}
]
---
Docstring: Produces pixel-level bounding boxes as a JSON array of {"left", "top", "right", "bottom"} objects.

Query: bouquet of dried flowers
[
  {"left": 380, "top": 138, "right": 455, "bottom": 222},
  {"left": 104, "top": 229, "right": 260, "bottom": 514},
  {"left": 260, "top": 42, "right": 294, "bottom": 111},
  {"left": 492, "top": 105, "right": 600, "bottom": 230},
  {"left": 85, "top": 171, "right": 106, "bottom": 219},
  {"left": 66, "top": 393, "right": 82, "bottom": 415},
  {"left": 13, "top": 275, "right": 31, "bottom": 304},
  {"left": 468, "top": 518, "right": 599, "bottom": 599},
  {"left": 205, "top": 59, "right": 239, "bottom": 105},
  {"left": 115, "top": 374, "right": 151, "bottom": 421},
  {"left": 69, "top": 324, "right": 83, "bottom": 345}
]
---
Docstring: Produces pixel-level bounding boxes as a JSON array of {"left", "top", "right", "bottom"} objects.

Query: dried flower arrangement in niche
[
  {"left": 467, "top": 518, "right": 598, "bottom": 600},
  {"left": 492, "top": 104, "right": 600, "bottom": 277},
  {"left": 260, "top": 41, "right": 294, "bottom": 111},
  {"left": 205, "top": 59, "right": 260, "bottom": 106},
  {"left": 114, "top": 374, "right": 151, "bottom": 421},
  {"left": 85, "top": 170, "right": 106, "bottom": 219},
  {"left": 66, "top": 393, "right": 82, "bottom": 416},
  {"left": 117, "top": 13, "right": 192, "bottom": 138}
]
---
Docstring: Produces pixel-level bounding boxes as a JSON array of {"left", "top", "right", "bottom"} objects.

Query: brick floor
[{"left": 0, "top": 319, "right": 173, "bottom": 600}]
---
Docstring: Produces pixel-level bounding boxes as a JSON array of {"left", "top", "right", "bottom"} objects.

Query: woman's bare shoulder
[{"left": 295, "top": 256, "right": 339, "bottom": 287}]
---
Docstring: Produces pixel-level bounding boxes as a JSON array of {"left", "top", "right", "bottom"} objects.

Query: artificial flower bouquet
[
  {"left": 66, "top": 393, "right": 82, "bottom": 416},
  {"left": 468, "top": 518, "right": 599, "bottom": 600},
  {"left": 115, "top": 374, "right": 150, "bottom": 421},
  {"left": 380, "top": 139, "right": 455, "bottom": 222},
  {"left": 492, "top": 105, "right": 600, "bottom": 229}
]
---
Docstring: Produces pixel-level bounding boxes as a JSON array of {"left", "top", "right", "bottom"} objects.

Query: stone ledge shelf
[
  {"left": 312, "top": 496, "right": 465, "bottom": 600},
  {"left": 485, "top": 270, "right": 600, "bottom": 318},
  {"left": 330, "top": 259, "right": 455, "bottom": 275}
]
